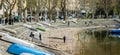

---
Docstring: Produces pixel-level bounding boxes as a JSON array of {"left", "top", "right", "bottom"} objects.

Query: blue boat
[
  {"left": 110, "top": 29, "right": 120, "bottom": 33},
  {"left": 116, "top": 24, "right": 120, "bottom": 27},
  {"left": 7, "top": 43, "right": 54, "bottom": 55},
  {"left": 110, "top": 29, "right": 120, "bottom": 37}
]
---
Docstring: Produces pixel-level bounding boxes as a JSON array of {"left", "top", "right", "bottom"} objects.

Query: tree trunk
[
  {"left": 52, "top": 12, "right": 56, "bottom": 22},
  {"left": 5, "top": 12, "right": 9, "bottom": 25},
  {"left": 18, "top": 12, "right": 22, "bottom": 22},
  {"left": 48, "top": 11, "right": 52, "bottom": 21},
  {"left": 61, "top": 8, "right": 66, "bottom": 21},
  {"left": 23, "top": 11, "right": 26, "bottom": 23},
  {"left": 9, "top": 12, "right": 13, "bottom": 25},
  {"left": 61, "top": 0, "right": 66, "bottom": 21},
  {"left": 105, "top": 11, "right": 109, "bottom": 18},
  {"left": 48, "top": 9, "right": 55, "bottom": 22},
  {"left": 92, "top": 12, "right": 95, "bottom": 19},
  {"left": 30, "top": 8, "right": 32, "bottom": 22},
  {"left": 35, "top": 12, "right": 39, "bottom": 22}
]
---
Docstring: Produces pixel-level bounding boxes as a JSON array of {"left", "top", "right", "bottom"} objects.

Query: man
[
  {"left": 67, "top": 21, "right": 70, "bottom": 27},
  {"left": 63, "top": 35, "right": 66, "bottom": 43},
  {"left": 29, "top": 32, "right": 34, "bottom": 41},
  {"left": 39, "top": 33, "right": 42, "bottom": 41}
]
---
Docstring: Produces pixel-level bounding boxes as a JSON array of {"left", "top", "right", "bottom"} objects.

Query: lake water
[{"left": 74, "top": 30, "right": 120, "bottom": 55}]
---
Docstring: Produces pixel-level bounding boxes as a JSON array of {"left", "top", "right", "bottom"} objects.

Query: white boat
[
  {"left": 71, "top": 19, "right": 77, "bottom": 23},
  {"left": 37, "top": 23, "right": 44, "bottom": 27},
  {"left": 2, "top": 28, "right": 17, "bottom": 34},
  {"left": 23, "top": 24, "right": 32, "bottom": 28},
  {"left": 0, "top": 32, "right": 35, "bottom": 48},
  {"left": 41, "top": 22, "right": 51, "bottom": 26}
]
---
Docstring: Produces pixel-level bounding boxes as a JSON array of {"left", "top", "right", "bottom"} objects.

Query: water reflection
[{"left": 75, "top": 30, "right": 120, "bottom": 55}]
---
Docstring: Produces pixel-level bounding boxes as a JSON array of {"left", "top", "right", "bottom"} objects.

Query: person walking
[
  {"left": 63, "top": 35, "right": 66, "bottom": 43},
  {"left": 39, "top": 33, "right": 42, "bottom": 41},
  {"left": 29, "top": 32, "right": 34, "bottom": 42}
]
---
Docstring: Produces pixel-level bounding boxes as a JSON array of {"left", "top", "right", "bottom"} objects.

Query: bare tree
[
  {"left": 17, "top": 0, "right": 27, "bottom": 22},
  {"left": 26, "top": 0, "right": 37, "bottom": 16},
  {"left": 89, "top": 0, "right": 99, "bottom": 19},
  {"left": 0, "top": 0, "right": 4, "bottom": 9},
  {"left": 25, "top": 0, "right": 47, "bottom": 22},
  {"left": 3, "top": 0, "right": 17, "bottom": 25},
  {"left": 111, "top": 0, "right": 118, "bottom": 16},
  {"left": 116, "top": 0, "right": 120, "bottom": 16},
  {"left": 47, "top": 0, "right": 59, "bottom": 22},
  {"left": 59, "top": 0, "right": 67, "bottom": 21},
  {"left": 98, "top": 0, "right": 112, "bottom": 18},
  {"left": 31, "top": 0, "right": 41, "bottom": 22}
]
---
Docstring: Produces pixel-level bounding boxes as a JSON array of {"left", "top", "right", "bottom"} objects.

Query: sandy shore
[
  {"left": 0, "top": 19, "right": 119, "bottom": 55},
  {"left": 40, "top": 28, "right": 81, "bottom": 55}
]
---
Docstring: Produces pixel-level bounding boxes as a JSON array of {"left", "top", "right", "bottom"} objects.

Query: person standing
[
  {"left": 5, "top": 18, "right": 8, "bottom": 25},
  {"left": 63, "top": 35, "right": 66, "bottom": 43},
  {"left": 39, "top": 33, "right": 42, "bottom": 41},
  {"left": 29, "top": 32, "right": 34, "bottom": 42},
  {"left": 67, "top": 21, "right": 70, "bottom": 27}
]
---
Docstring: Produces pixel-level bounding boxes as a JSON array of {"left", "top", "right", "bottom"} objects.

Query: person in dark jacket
[
  {"left": 39, "top": 33, "right": 42, "bottom": 41},
  {"left": 30, "top": 32, "right": 34, "bottom": 41},
  {"left": 5, "top": 18, "right": 8, "bottom": 25},
  {"left": 63, "top": 35, "right": 66, "bottom": 43}
]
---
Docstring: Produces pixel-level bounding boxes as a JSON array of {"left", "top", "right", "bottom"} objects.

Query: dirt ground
[{"left": 40, "top": 28, "right": 81, "bottom": 55}]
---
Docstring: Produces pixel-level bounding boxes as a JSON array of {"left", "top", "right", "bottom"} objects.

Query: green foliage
[{"left": 113, "top": 7, "right": 118, "bottom": 15}]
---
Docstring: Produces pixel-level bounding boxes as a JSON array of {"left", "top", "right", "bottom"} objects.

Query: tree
[
  {"left": 26, "top": 0, "right": 48, "bottom": 22},
  {"left": 17, "top": 0, "right": 27, "bottom": 22},
  {"left": 3, "top": 0, "right": 17, "bottom": 25},
  {"left": 0, "top": 0, "right": 4, "bottom": 9},
  {"left": 88, "top": 0, "right": 99, "bottom": 19},
  {"left": 98, "top": 0, "right": 112, "bottom": 18},
  {"left": 47, "top": 0, "right": 59, "bottom": 22},
  {"left": 112, "top": 0, "right": 118, "bottom": 15},
  {"left": 26, "top": 0, "right": 37, "bottom": 16},
  {"left": 115, "top": 0, "right": 120, "bottom": 16},
  {"left": 60, "top": 0, "right": 67, "bottom": 21}
]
